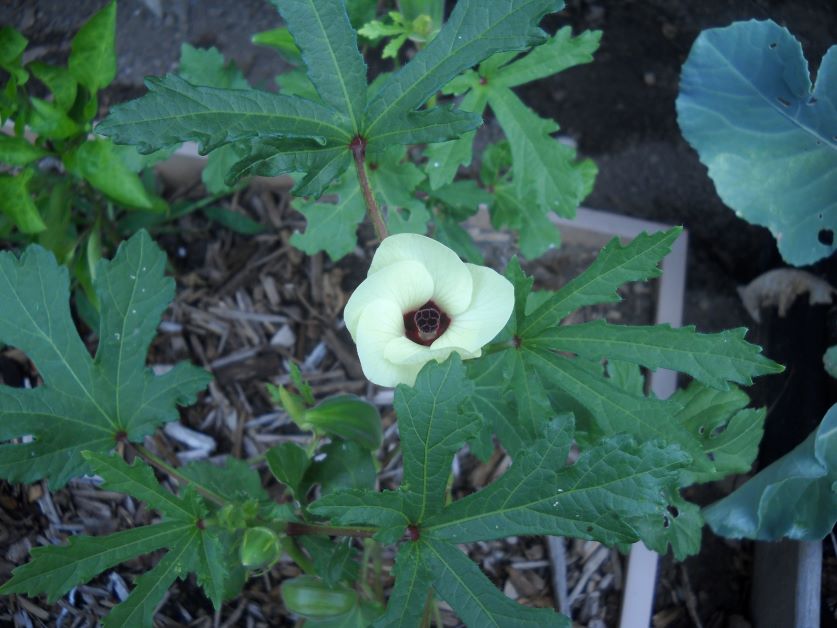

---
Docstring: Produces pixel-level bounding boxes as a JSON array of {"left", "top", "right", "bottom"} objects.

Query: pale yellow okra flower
[{"left": 344, "top": 233, "right": 514, "bottom": 387}]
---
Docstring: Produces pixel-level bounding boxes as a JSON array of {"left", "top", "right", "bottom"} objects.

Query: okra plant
[{"left": 1, "top": 1, "right": 784, "bottom": 626}]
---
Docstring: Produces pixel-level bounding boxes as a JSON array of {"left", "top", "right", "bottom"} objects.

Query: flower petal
[
  {"left": 344, "top": 259, "right": 434, "bottom": 338},
  {"left": 385, "top": 336, "right": 480, "bottom": 366},
  {"left": 354, "top": 299, "right": 421, "bottom": 387},
  {"left": 368, "top": 233, "right": 473, "bottom": 315},
  {"left": 431, "top": 264, "right": 514, "bottom": 352}
]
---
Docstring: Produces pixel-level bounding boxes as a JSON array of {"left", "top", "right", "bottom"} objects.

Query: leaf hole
[
  {"left": 586, "top": 525, "right": 594, "bottom": 533},
  {"left": 706, "top": 452, "right": 716, "bottom": 462},
  {"left": 710, "top": 423, "right": 727, "bottom": 439},
  {"left": 776, "top": 96, "right": 791, "bottom": 107},
  {"left": 818, "top": 229, "right": 834, "bottom": 246},
  {"left": 697, "top": 425, "right": 705, "bottom": 436},
  {"left": 807, "top": 97, "right": 817, "bottom": 105},
  {"left": 663, "top": 515, "right": 671, "bottom": 528},
  {"left": 667, "top": 505, "right": 680, "bottom": 518},
  {"left": 769, "top": 42, "right": 777, "bottom": 49}
]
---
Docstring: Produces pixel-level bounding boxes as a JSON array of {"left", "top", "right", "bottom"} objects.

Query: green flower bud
[
  {"left": 239, "top": 526, "right": 281, "bottom": 569},
  {"left": 280, "top": 575, "right": 357, "bottom": 618}
]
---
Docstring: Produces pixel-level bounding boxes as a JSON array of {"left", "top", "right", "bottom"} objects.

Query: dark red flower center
[{"left": 404, "top": 300, "right": 450, "bottom": 346}]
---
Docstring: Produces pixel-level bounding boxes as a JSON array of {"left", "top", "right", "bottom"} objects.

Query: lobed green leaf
[
  {"left": 68, "top": 0, "right": 116, "bottom": 92},
  {"left": 97, "top": 74, "right": 350, "bottom": 154},
  {"left": 0, "top": 231, "right": 210, "bottom": 487},
  {"left": 521, "top": 228, "right": 682, "bottom": 337},
  {"left": 268, "top": 0, "right": 367, "bottom": 133},
  {"left": 530, "top": 321, "right": 783, "bottom": 390}
]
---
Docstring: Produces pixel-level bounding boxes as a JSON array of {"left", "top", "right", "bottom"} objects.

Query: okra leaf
[
  {"left": 103, "top": 528, "right": 200, "bottom": 628},
  {"left": 268, "top": 0, "right": 367, "bottom": 133},
  {"left": 672, "top": 382, "right": 766, "bottom": 484},
  {"left": 290, "top": 174, "right": 366, "bottom": 261},
  {"left": 364, "top": 0, "right": 563, "bottom": 140},
  {"left": 421, "top": 539, "right": 569, "bottom": 627},
  {"left": 488, "top": 86, "right": 585, "bottom": 218},
  {"left": 395, "top": 355, "right": 482, "bottom": 521},
  {"left": 521, "top": 228, "right": 682, "bottom": 336},
  {"left": 0, "top": 230, "right": 210, "bottom": 487},
  {"left": 424, "top": 418, "right": 690, "bottom": 549},
  {"left": 0, "top": 522, "right": 190, "bottom": 602},
  {"left": 372, "top": 543, "right": 431, "bottom": 628},
  {"left": 178, "top": 44, "right": 249, "bottom": 90},
  {"left": 97, "top": 74, "right": 350, "bottom": 154},
  {"left": 83, "top": 452, "right": 205, "bottom": 521},
  {"left": 530, "top": 321, "right": 783, "bottom": 390},
  {"left": 491, "top": 26, "right": 600, "bottom": 88}
]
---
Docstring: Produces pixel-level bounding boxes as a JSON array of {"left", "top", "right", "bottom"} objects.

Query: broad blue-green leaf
[
  {"left": 677, "top": 20, "right": 837, "bottom": 266},
  {"left": 0, "top": 231, "right": 210, "bottom": 487},
  {"left": 364, "top": 0, "right": 563, "bottom": 139},
  {"left": 421, "top": 539, "right": 569, "bottom": 627},
  {"left": 704, "top": 404, "right": 837, "bottom": 541},
  {"left": 178, "top": 44, "right": 249, "bottom": 89},
  {"left": 28, "top": 61, "right": 77, "bottom": 111},
  {"left": 195, "top": 530, "right": 230, "bottom": 610},
  {"left": 291, "top": 175, "right": 365, "bottom": 261},
  {"left": 0, "top": 521, "right": 189, "bottom": 602},
  {"left": 531, "top": 321, "right": 783, "bottom": 390},
  {"left": 372, "top": 543, "right": 431, "bottom": 628},
  {"left": 0, "top": 134, "right": 48, "bottom": 166},
  {"left": 97, "top": 74, "right": 350, "bottom": 154},
  {"left": 269, "top": 0, "right": 367, "bottom": 133},
  {"left": 69, "top": 0, "right": 116, "bottom": 92},
  {"left": 424, "top": 418, "right": 691, "bottom": 550},
  {"left": 521, "top": 228, "right": 682, "bottom": 337},
  {"left": 103, "top": 528, "right": 200, "bottom": 628},
  {"left": 395, "top": 355, "right": 482, "bottom": 521},
  {"left": 491, "top": 27, "right": 600, "bottom": 88},
  {"left": 0, "top": 169, "right": 46, "bottom": 232},
  {"left": 64, "top": 138, "right": 154, "bottom": 209},
  {"left": 825, "top": 345, "right": 837, "bottom": 379}
]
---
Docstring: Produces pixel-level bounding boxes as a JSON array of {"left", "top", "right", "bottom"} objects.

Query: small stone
[{"left": 270, "top": 325, "right": 296, "bottom": 348}]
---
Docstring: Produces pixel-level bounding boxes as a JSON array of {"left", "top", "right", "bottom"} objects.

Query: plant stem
[
  {"left": 350, "top": 136, "right": 388, "bottom": 241},
  {"left": 134, "top": 444, "right": 226, "bottom": 507},
  {"left": 279, "top": 536, "right": 315, "bottom": 574},
  {"left": 285, "top": 521, "right": 377, "bottom": 538}
]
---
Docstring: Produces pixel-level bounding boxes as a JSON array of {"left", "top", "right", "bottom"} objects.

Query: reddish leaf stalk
[{"left": 350, "top": 136, "right": 388, "bottom": 241}]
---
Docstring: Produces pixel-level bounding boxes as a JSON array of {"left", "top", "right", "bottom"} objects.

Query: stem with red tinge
[{"left": 350, "top": 135, "right": 388, "bottom": 241}]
